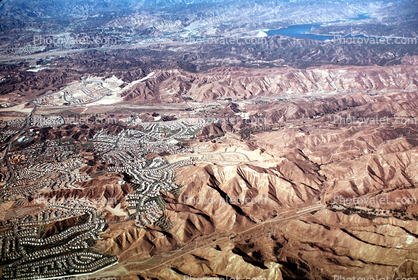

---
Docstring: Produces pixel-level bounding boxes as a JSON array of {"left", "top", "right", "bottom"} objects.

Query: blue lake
[{"left": 266, "top": 14, "right": 371, "bottom": 41}]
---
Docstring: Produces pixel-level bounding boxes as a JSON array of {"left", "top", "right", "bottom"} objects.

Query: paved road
[{"left": 119, "top": 203, "right": 325, "bottom": 272}]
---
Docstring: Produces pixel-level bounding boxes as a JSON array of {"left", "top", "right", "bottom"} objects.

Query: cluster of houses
[
  {"left": 1, "top": 201, "right": 116, "bottom": 279},
  {"left": 91, "top": 121, "right": 203, "bottom": 228},
  {"left": 33, "top": 79, "right": 113, "bottom": 107},
  {"left": 0, "top": 129, "right": 19, "bottom": 143},
  {"left": 0, "top": 179, "right": 56, "bottom": 202},
  {"left": 1, "top": 118, "right": 25, "bottom": 129},
  {"left": 2, "top": 139, "right": 88, "bottom": 202},
  {"left": 0, "top": 118, "right": 205, "bottom": 278},
  {"left": 3, "top": 252, "right": 118, "bottom": 280},
  {"left": 134, "top": 200, "right": 164, "bottom": 227},
  {"left": 30, "top": 116, "right": 65, "bottom": 128}
]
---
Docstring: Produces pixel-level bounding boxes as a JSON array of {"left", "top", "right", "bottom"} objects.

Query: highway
[{"left": 119, "top": 203, "right": 326, "bottom": 272}]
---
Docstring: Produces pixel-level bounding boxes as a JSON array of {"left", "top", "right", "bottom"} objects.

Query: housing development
[
  {"left": 2, "top": 0, "right": 418, "bottom": 279},
  {"left": 0, "top": 114, "right": 206, "bottom": 279}
]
